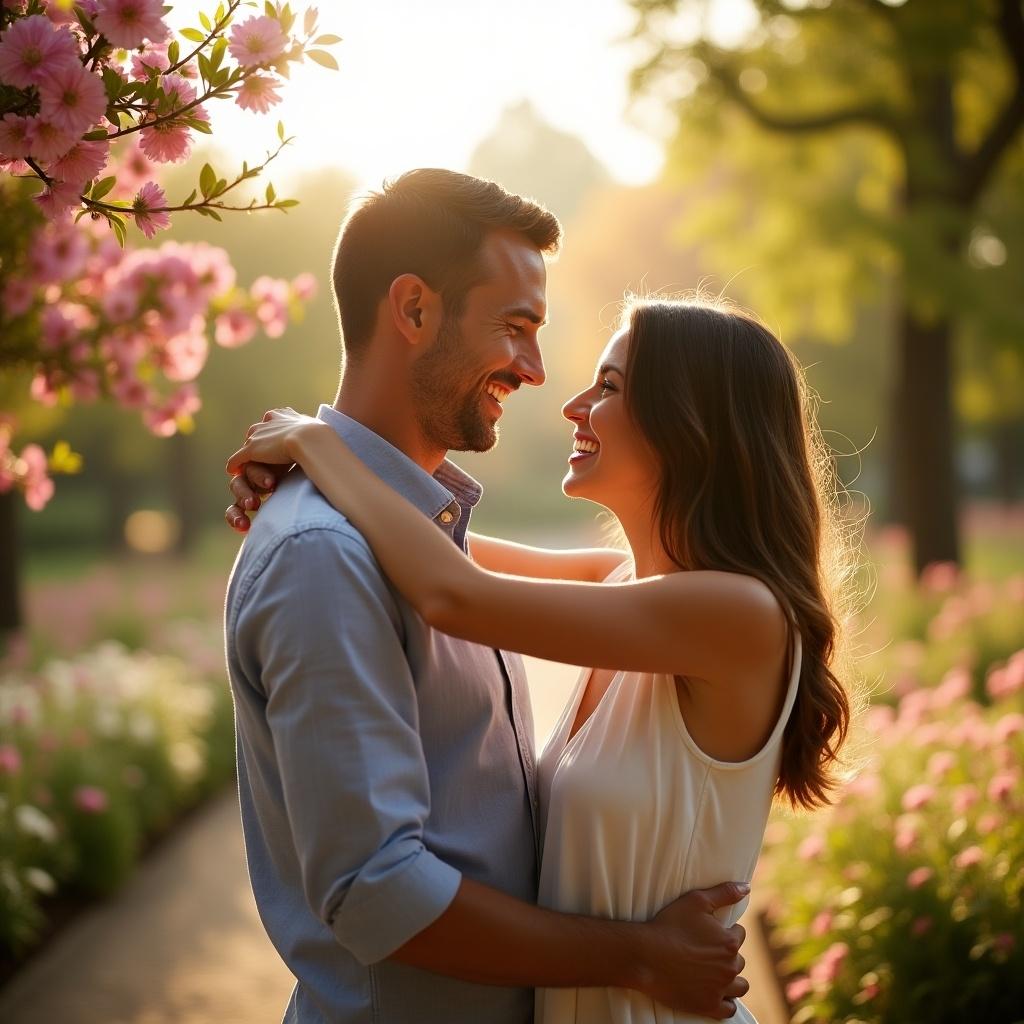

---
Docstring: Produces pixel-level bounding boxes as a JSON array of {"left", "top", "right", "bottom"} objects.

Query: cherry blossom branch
[{"left": 167, "top": 0, "right": 245, "bottom": 76}]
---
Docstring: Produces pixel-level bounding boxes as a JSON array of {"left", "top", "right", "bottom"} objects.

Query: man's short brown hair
[{"left": 331, "top": 168, "right": 561, "bottom": 357}]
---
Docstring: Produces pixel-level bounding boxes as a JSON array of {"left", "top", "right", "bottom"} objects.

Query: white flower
[
  {"left": 128, "top": 711, "right": 157, "bottom": 743},
  {"left": 15, "top": 804, "right": 58, "bottom": 843},
  {"left": 169, "top": 741, "right": 203, "bottom": 782},
  {"left": 24, "top": 866, "right": 56, "bottom": 894},
  {"left": 94, "top": 704, "right": 122, "bottom": 737},
  {"left": 0, "top": 682, "right": 41, "bottom": 727}
]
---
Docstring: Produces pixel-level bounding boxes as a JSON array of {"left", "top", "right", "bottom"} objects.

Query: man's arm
[
  {"left": 394, "top": 876, "right": 749, "bottom": 1018},
  {"left": 236, "top": 526, "right": 747, "bottom": 1019}
]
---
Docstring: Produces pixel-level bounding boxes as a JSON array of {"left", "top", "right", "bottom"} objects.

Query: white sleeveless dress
[{"left": 535, "top": 563, "right": 801, "bottom": 1024}]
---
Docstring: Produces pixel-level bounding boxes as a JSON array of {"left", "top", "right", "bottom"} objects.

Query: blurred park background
[{"left": 2, "top": 1, "right": 1023, "bottom": 1022}]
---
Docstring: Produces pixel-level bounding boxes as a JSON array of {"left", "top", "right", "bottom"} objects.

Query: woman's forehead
[{"left": 597, "top": 329, "right": 630, "bottom": 369}]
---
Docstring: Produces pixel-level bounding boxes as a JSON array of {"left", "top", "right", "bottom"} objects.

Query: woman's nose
[{"left": 562, "top": 389, "right": 589, "bottom": 423}]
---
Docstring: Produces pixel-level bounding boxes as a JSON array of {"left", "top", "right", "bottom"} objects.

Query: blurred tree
[
  {"left": 467, "top": 100, "right": 611, "bottom": 223},
  {"left": 628, "top": 0, "right": 1024, "bottom": 573}
]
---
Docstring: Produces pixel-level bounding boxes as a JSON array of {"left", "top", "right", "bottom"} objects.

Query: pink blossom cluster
[
  {"left": 3, "top": 212, "right": 315, "bottom": 450},
  {"left": 0, "top": 417, "right": 54, "bottom": 509},
  {"left": 0, "top": 2, "right": 307, "bottom": 230}
]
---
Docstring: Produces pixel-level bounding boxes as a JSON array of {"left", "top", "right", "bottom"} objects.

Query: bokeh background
[{"left": 2, "top": 1, "right": 1023, "bottom": 1022}]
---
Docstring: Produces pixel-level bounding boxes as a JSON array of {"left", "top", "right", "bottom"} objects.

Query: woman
[{"left": 226, "top": 296, "right": 856, "bottom": 1024}]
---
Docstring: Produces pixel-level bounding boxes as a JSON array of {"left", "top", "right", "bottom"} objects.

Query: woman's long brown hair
[{"left": 623, "top": 296, "right": 859, "bottom": 809}]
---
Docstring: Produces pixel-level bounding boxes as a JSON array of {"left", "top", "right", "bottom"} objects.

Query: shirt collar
[{"left": 316, "top": 405, "right": 482, "bottom": 547}]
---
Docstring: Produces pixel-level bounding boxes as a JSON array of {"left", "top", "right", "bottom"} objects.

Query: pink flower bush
[
  {"left": 906, "top": 865, "right": 933, "bottom": 889},
  {"left": 901, "top": 783, "right": 936, "bottom": 812},
  {"left": 764, "top": 571, "right": 1024, "bottom": 1022},
  {"left": 0, "top": 636, "right": 235, "bottom": 951},
  {"left": 73, "top": 784, "right": 109, "bottom": 814}
]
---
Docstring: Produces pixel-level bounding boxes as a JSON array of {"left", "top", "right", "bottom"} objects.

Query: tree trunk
[
  {"left": 892, "top": 306, "right": 961, "bottom": 574},
  {"left": 0, "top": 490, "right": 22, "bottom": 634}
]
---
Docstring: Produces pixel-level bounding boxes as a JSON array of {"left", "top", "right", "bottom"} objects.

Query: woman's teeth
[{"left": 573, "top": 439, "right": 599, "bottom": 454}]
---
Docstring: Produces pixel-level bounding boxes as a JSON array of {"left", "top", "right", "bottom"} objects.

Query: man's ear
[{"left": 387, "top": 274, "right": 443, "bottom": 347}]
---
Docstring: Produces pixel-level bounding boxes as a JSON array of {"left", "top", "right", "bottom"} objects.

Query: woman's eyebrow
[{"left": 599, "top": 363, "right": 624, "bottom": 377}]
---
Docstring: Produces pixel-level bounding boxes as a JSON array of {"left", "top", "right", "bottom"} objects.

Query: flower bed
[
  {"left": 759, "top": 566, "right": 1024, "bottom": 1024},
  {"left": 0, "top": 638, "right": 233, "bottom": 959}
]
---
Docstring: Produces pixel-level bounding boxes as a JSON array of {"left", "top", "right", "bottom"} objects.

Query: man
[{"left": 224, "top": 168, "right": 748, "bottom": 1023}]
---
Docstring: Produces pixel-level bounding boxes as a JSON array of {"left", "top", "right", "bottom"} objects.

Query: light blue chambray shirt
[{"left": 225, "top": 406, "right": 538, "bottom": 1024}]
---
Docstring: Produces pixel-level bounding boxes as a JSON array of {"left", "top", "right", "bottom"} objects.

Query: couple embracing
[{"left": 222, "top": 168, "right": 853, "bottom": 1024}]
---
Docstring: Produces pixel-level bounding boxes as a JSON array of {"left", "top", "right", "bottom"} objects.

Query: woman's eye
[{"left": 599, "top": 378, "right": 615, "bottom": 396}]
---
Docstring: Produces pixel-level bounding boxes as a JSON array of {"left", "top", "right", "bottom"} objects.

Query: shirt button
[{"left": 439, "top": 510, "right": 455, "bottom": 525}]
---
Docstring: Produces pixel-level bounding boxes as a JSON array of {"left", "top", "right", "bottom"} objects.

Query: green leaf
[
  {"left": 265, "top": 182, "right": 275, "bottom": 203},
  {"left": 186, "top": 116, "right": 214, "bottom": 134},
  {"left": 109, "top": 214, "right": 127, "bottom": 248},
  {"left": 101, "top": 66, "right": 123, "bottom": 101},
  {"left": 277, "top": 119, "right": 285, "bottom": 141},
  {"left": 314, "top": 34, "right": 342, "bottom": 44},
  {"left": 216, "top": 3, "right": 225, "bottom": 22},
  {"left": 304, "top": 6, "right": 316, "bottom": 34},
  {"left": 205, "top": 207, "right": 223, "bottom": 222},
  {"left": 75, "top": 6, "right": 97, "bottom": 35},
  {"left": 181, "top": 27, "right": 205, "bottom": 42},
  {"left": 275, "top": 198, "right": 299, "bottom": 208},
  {"left": 182, "top": 189, "right": 197, "bottom": 205},
  {"left": 279, "top": 4, "right": 294, "bottom": 34},
  {"left": 91, "top": 176, "right": 117, "bottom": 201},
  {"left": 83, "top": 129, "right": 109, "bottom": 141},
  {"left": 213, "top": 177, "right": 227, "bottom": 196},
  {"left": 199, "top": 10, "right": 212, "bottom": 30},
  {"left": 200, "top": 162, "right": 216, "bottom": 198},
  {"left": 167, "top": 39, "right": 180, "bottom": 65},
  {"left": 305, "top": 48, "right": 338, "bottom": 70},
  {"left": 210, "top": 36, "right": 227, "bottom": 70},
  {"left": 264, "top": 0, "right": 276, "bottom": 16}
]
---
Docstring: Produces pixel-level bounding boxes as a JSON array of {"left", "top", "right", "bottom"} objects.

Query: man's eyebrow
[
  {"left": 501, "top": 305, "right": 548, "bottom": 326},
  {"left": 599, "top": 363, "right": 624, "bottom": 377}
]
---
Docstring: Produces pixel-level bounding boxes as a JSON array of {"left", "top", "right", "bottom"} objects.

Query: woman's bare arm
[{"left": 468, "top": 533, "right": 629, "bottom": 582}]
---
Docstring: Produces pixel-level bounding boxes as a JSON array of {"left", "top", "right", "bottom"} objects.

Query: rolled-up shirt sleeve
[{"left": 234, "top": 523, "right": 462, "bottom": 965}]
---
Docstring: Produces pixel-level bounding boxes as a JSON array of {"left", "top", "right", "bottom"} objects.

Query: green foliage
[{"left": 627, "top": 0, "right": 1024, "bottom": 347}]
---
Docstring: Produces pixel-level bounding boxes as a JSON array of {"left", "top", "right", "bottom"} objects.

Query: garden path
[{"left": 0, "top": 657, "right": 787, "bottom": 1024}]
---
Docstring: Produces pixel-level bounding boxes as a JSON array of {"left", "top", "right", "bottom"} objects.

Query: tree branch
[
  {"left": 709, "top": 61, "right": 899, "bottom": 136},
  {"left": 958, "top": 0, "right": 1024, "bottom": 204}
]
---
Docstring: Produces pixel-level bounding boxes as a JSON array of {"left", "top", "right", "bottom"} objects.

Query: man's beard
[{"left": 412, "top": 314, "right": 499, "bottom": 454}]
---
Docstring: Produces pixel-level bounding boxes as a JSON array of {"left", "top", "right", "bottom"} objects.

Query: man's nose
[{"left": 514, "top": 334, "right": 546, "bottom": 388}]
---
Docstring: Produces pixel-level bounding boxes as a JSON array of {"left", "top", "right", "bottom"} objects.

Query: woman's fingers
[{"left": 225, "top": 503, "right": 251, "bottom": 533}]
